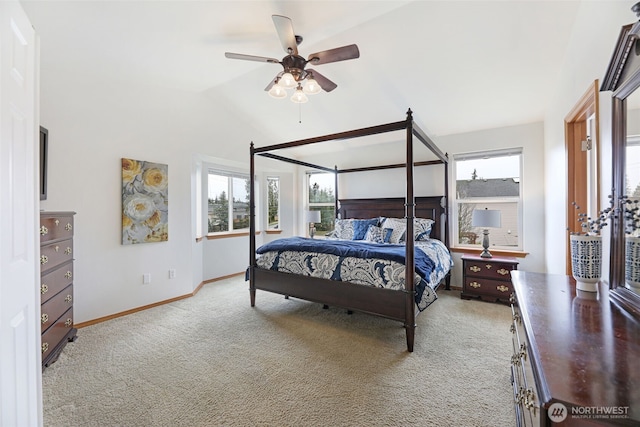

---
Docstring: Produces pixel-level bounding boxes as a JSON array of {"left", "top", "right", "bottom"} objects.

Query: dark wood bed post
[
  {"left": 404, "top": 108, "right": 416, "bottom": 352},
  {"left": 249, "top": 142, "right": 256, "bottom": 307},
  {"left": 334, "top": 165, "right": 339, "bottom": 218}
]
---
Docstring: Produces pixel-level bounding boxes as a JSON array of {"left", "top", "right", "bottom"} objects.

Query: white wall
[
  {"left": 38, "top": 73, "right": 265, "bottom": 323},
  {"left": 544, "top": 2, "right": 632, "bottom": 276}
]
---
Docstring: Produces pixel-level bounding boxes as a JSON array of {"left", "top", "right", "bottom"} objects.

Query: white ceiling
[{"left": 23, "top": 0, "right": 584, "bottom": 157}]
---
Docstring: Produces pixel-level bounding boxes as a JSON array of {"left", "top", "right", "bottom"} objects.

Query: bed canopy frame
[{"left": 248, "top": 109, "right": 449, "bottom": 352}]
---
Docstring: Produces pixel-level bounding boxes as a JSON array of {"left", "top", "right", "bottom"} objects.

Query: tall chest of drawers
[{"left": 40, "top": 211, "right": 77, "bottom": 368}]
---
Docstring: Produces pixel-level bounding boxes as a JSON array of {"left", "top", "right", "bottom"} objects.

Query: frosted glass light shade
[
  {"left": 268, "top": 83, "right": 287, "bottom": 99},
  {"left": 303, "top": 77, "right": 321, "bottom": 95},
  {"left": 291, "top": 86, "right": 308, "bottom": 103},
  {"left": 279, "top": 72, "right": 296, "bottom": 88}
]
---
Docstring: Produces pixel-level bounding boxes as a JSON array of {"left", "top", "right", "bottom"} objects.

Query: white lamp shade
[
  {"left": 472, "top": 209, "right": 501, "bottom": 228},
  {"left": 306, "top": 210, "right": 321, "bottom": 223}
]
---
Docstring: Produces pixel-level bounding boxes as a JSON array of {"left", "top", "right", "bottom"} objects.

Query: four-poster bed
[{"left": 247, "top": 109, "right": 451, "bottom": 352}]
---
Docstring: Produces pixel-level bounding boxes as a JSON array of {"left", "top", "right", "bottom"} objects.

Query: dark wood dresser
[
  {"left": 510, "top": 271, "right": 640, "bottom": 426},
  {"left": 40, "top": 211, "right": 77, "bottom": 368},
  {"left": 461, "top": 254, "right": 518, "bottom": 303}
]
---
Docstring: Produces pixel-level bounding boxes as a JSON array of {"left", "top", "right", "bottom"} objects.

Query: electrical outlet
[
  {"left": 169, "top": 269, "right": 176, "bottom": 279},
  {"left": 143, "top": 273, "right": 151, "bottom": 284}
]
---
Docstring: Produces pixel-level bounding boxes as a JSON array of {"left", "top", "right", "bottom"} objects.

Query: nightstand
[{"left": 461, "top": 254, "right": 518, "bottom": 304}]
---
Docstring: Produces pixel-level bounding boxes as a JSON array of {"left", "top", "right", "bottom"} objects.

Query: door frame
[{"left": 565, "top": 80, "right": 600, "bottom": 275}]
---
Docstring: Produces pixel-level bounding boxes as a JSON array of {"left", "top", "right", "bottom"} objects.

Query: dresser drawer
[
  {"left": 40, "top": 238, "right": 73, "bottom": 273},
  {"left": 464, "top": 277, "right": 513, "bottom": 297},
  {"left": 41, "top": 285, "right": 74, "bottom": 333},
  {"left": 41, "top": 261, "right": 73, "bottom": 304},
  {"left": 40, "top": 214, "right": 74, "bottom": 243},
  {"left": 465, "top": 260, "right": 515, "bottom": 280},
  {"left": 41, "top": 307, "right": 74, "bottom": 362}
]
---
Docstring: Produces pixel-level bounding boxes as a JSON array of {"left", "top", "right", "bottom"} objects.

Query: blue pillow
[{"left": 352, "top": 218, "right": 380, "bottom": 240}]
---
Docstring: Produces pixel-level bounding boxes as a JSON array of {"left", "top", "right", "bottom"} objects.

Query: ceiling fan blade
[
  {"left": 306, "top": 69, "right": 337, "bottom": 92},
  {"left": 264, "top": 72, "right": 284, "bottom": 91},
  {"left": 225, "top": 52, "right": 280, "bottom": 64},
  {"left": 307, "top": 44, "right": 360, "bottom": 65},
  {"left": 272, "top": 15, "right": 298, "bottom": 56}
]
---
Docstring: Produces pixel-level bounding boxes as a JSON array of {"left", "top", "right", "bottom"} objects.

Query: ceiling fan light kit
[{"left": 225, "top": 14, "right": 359, "bottom": 104}]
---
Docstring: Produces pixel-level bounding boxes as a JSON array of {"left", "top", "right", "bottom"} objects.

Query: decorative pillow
[
  {"left": 414, "top": 218, "right": 435, "bottom": 241},
  {"left": 352, "top": 218, "right": 380, "bottom": 240},
  {"left": 382, "top": 227, "right": 394, "bottom": 243},
  {"left": 364, "top": 225, "right": 385, "bottom": 243},
  {"left": 380, "top": 217, "right": 406, "bottom": 244},
  {"left": 331, "top": 218, "right": 355, "bottom": 240}
]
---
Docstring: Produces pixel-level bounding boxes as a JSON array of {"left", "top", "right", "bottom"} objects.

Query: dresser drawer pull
[
  {"left": 54, "top": 219, "right": 59, "bottom": 226},
  {"left": 41, "top": 313, "right": 49, "bottom": 324},
  {"left": 509, "top": 293, "right": 516, "bottom": 304},
  {"left": 40, "top": 255, "right": 48, "bottom": 265},
  {"left": 524, "top": 388, "right": 538, "bottom": 414},
  {"left": 518, "top": 343, "right": 527, "bottom": 360},
  {"left": 41, "top": 342, "right": 49, "bottom": 353},
  {"left": 54, "top": 245, "right": 59, "bottom": 252},
  {"left": 485, "top": 264, "right": 492, "bottom": 269},
  {"left": 469, "top": 281, "right": 481, "bottom": 289},
  {"left": 511, "top": 353, "right": 521, "bottom": 366},
  {"left": 64, "top": 271, "right": 72, "bottom": 279},
  {"left": 469, "top": 265, "right": 481, "bottom": 273},
  {"left": 497, "top": 285, "right": 510, "bottom": 293},
  {"left": 64, "top": 247, "right": 72, "bottom": 255},
  {"left": 510, "top": 323, "right": 516, "bottom": 334},
  {"left": 497, "top": 268, "right": 510, "bottom": 276},
  {"left": 65, "top": 223, "right": 72, "bottom": 231},
  {"left": 64, "top": 294, "right": 72, "bottom": 303},
  {"left": 40, "top": 225, "right": 48, "bottom": 236},
  {"left": 512, "top": 312, "right": 521, "bottom": 324},
  {"left": 41, "top": 284, "right": 48, "bottom": 294},
  {"left": 64, "top": 318, "right": 73, "bottom": 327}
]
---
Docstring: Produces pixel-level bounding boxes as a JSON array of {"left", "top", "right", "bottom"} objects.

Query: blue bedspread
[{"left": 256, "top": 237, "right": 436, "bottom": 281}]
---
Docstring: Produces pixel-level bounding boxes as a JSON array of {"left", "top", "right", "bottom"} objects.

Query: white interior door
[{"left": 0, "top": 1, "right": 42, "bottom": 426}]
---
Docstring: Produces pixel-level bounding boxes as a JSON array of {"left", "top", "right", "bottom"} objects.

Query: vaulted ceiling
[{"left": 23, "top": 1, "right": 583, "bottom": 154}]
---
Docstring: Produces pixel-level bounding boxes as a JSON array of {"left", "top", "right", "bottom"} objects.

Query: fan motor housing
[{"left": 282, "top": 55, "right": 307, "bottom": 80}]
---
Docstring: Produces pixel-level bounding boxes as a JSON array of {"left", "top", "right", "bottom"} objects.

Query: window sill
[
  {"left": 450, "top": 247, "right": 529, "bottom": 258},
  {"left": 265, "top": 229, "right": 282, "bottom": 235},
  {"left": 196, "top": 231, "right": 261, "bottom": 242}
]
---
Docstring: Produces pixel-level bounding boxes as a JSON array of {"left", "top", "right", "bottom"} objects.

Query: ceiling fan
[{"left": 224, "top": 15, "right": 360, "bottom": 103}]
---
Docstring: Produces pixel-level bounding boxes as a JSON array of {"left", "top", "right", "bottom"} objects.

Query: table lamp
[
  {"left": 306, "top": 210, "right": 321, "bottom": 238},
  {"left": 472, "top": 208, "right": 501, "bottom": 258}
]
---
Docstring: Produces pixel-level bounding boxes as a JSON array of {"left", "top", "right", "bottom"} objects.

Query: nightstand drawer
[
  {"left": 464, "top": 277, "right": 514, "bottom": 297},
  {"left": 465, "top": 260, "right": 515, "bottom": 280}
]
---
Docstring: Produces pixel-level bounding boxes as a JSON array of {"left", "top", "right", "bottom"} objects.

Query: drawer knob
[
  {"left": 509, "top": 293, "right": 516, "bottom": 304},
  {"left": 41, "top": 284, "right": 48, "bottom": 294},
  {"left": 54, "top": 219, "right": 59, "bottom": 226},
  {"left": 65, "top": 294, "right": 72, "bottom": 303},
  {"left": 54, "top": 245, "right": 59, "bottom": 252},
  {"left": 510, "top": 323, "right": 516, "bottom": 334},
  {"left": 469, "top": 281, "right": 481, "bottom": 289},
  {"left": 469, "top": 266, "right": 481, "bottom": 273},
  {"left": 40, "top": 225, "right": 48, "bottom": 236},
  {"left": 511, "top": 354, "right": 521, "bottom": 367},
  {"left": 64, "top": 318, "right": 73, "bottom": 327},
  {"left": 64, "top": 247, "right": 72, "bottom": 255},
  {"left": 524, "top": 388, "right": 538, "bottom": 414},
  {"left": 41, "top": 342, "right": 49, "bottom": 353},
  {"left": 497, "top": 268, "right": 510, "bottom": 276},
  {"left": 519, "top": 343, "right": 527, "bottom": 360},
  {"left": 40, "top": 255, "right": 48, "bottom": 265},
  {"left": 41, "top": 313, "right": 48, "bottom": 324},
  {"left": 65, "top": 223, "right": 72, "bottom": 231},
  {"left": 485, "top": 264, "right": 492, "bottom": 269},
  {"left": 512, "top": 312, "right": 521, "bottom": 324},
  {"left": 497, "top": 285, "right": 510, "bottom": 293},
  {"left": 64, "top": 271, "right": 72, "bottom": 279}
]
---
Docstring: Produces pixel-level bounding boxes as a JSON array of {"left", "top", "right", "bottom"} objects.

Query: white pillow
[{"left": 380, "top": 217, "right": 406, "bottom": 244}]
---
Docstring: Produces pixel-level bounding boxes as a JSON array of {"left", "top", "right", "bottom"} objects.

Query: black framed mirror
[{"left": 602, "top": 8, "right": 640, "bottom": 317}]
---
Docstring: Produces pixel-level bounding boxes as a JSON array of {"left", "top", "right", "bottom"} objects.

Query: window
[
  {"left": 453, "top": 149, "right": 522, "bottom": 250},
  {"left": 267, "top": 177, "right": 280, "bottom": 230},
  {"left": 307, "top": 172, "right": 336, "bottom": 236},
  {"left": 208, "top": 170, "right": 250, "bottom": 233}
]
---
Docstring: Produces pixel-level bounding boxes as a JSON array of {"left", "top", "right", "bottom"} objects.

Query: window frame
[
  {"left": 306, "top": 171, "right": 336, "bottom": 237},
  {"left": 207, "top": 168, "right": 253, "bottom": 235},
  {"left": 451, "top": 148, "right": 523, "bottom": 252},
  {"left": 266, "top": 176, "right": 280, "bottom": 231}
]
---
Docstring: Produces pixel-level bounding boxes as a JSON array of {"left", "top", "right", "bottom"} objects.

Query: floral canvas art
[{"left": 122, "top": 158, "right": 168, "bottom": 244}]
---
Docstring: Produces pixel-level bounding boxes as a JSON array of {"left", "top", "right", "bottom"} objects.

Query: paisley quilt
[{"left": 255, "top": 237, "right": 452, "bottom": 311}]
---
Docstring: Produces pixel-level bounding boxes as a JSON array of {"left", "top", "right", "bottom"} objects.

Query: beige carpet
[{"left": 42, "top": 276, "right": 515, "bottom": 427}]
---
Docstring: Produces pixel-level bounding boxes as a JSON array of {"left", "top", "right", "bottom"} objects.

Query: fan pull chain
[{"left": 299, "top": 103, "right": 302, "bottom": 124}]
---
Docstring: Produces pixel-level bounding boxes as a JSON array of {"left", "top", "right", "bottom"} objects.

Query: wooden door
[
  {"left": 0, "top": 1, "right": 41, "bottom": 425},
  {"left": 565, "top": 81, "right": 600, "bottom": 275}
]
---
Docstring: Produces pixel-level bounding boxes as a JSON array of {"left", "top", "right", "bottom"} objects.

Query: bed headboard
[{"left": 337, "top": 196, "right": 448, "bottom": 244}]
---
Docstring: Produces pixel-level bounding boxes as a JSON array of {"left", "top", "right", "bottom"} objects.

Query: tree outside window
[
  {"left": 307, "top": 172, "right": 335, "bottom": 236},
  {"left": 267, "top": 177, "right": 280, "bottom": 230},
  {"left": 208, "top": 171, "right": 250, "bottom": 233}
]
